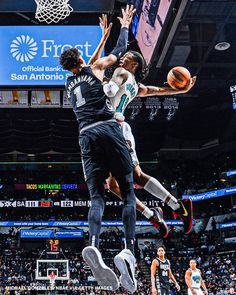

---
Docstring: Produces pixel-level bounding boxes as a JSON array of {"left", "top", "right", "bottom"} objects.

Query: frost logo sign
[
  {"left": 10, "top": 35, "right": 38, "bottom": 62},
  {"left": 0, "top": 26, "right": 102, "bottom": 86}
]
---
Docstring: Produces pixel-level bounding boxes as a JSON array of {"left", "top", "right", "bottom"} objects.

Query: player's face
[
  {"left": 157, "top": 247, "right": 165, "bottom": 258},
  {"left": 190, "top": 260, "right": 197, "bottom": 269},
  {"left": 119, "top": 52, "right": 137, "bottom": 70}
]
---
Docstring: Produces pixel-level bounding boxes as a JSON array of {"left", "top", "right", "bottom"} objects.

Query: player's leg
[
  {"left": 113, "top": 172, "right": 137, "bottom": 293},
  {"left": 86, "top": 176, "right": 105, "bottom": 248},
  {"left": 104, "top": 122, "right": 137, "bottom": 293},
  {"left": 122, "top": 121, "right": 193, "bottom": 234},
  {"left": 79, "top": 132, "right": 119, "bottom": 291},
  {"left": 134, "top": 164, "right": 179, "bottom": 210},
  {"left": 118, "top": 122, "right": 169, "bottom": 236},
  {"left": 156, "top": 283, "right": 162, "bottom": 295},
  {"left": 124, "top": 121, "right": 181, "bottom": 215},
  {"left": 134, "top": 165, "right": 193, "bottom": 234},
  {"left": 106, "top": 174, "right": 168, "bottom": 238},
  {"left": 164, "top": 287, "right": 170, "bottom": 295},
  {"left": 106, "top": 174, "right": 152, "bottom": 213}
]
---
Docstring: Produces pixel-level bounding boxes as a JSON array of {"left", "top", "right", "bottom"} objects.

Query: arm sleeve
[{"left": 111, "top": 27, "right": 129, "bottom": 58}]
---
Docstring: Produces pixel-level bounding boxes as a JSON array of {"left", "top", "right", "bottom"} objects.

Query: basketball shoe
[
  {"left": 114, "top": 249, "right": 137, "bottom": 294},
  {"left": 149, "top": 207, "right": 169, "bottom": 238},
  {"left": 82, "top": 246, "right": 119, "bottom": 291},
  {"left": 173, "top": 199, "right": 193, "bottom": 234}
]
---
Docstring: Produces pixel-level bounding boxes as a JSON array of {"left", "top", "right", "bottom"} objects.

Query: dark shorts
[
  {"left": 79, "top": 121, "right": 133, "bottom": 182},
  {"left": 156, "top": 284, "right": 170, "bottom": 295}
]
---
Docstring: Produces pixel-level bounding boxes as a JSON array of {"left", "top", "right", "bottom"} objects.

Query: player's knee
[
  {"left": 116, "top": 173, "right": 133, "bottom": 191},
  {"left": 88, "top": 203, "right": 104, "bottom": 225},
  {"left": 87, "top": 178, "right": 104, "bottom": 200},
  {"left": 120, "top": 180, "right": 134, "bottom": 199},
  {"left": 106, "top": 177, "right": 119, "bottom": 192},
  {"left": 90, "top": 197, "right": 104, "bottom": 208},
  {"left": 134, "top": 170, "right": 148, "bottom": 187}
]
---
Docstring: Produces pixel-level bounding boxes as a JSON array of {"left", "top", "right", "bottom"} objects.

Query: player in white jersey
[
  {"left": 103, "top": 50, "right": 196, "bottom": 237},
  {"left": 185, "top": 259, "right": 208, "bottom": 295}
]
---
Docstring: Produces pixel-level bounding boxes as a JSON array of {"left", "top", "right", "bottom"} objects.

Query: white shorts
[
  {"left": 121, "top": 121, "right": 139, "bottom": 166},
  {"left": 188, "top": 288, "right": 204, "bottom": 295}
]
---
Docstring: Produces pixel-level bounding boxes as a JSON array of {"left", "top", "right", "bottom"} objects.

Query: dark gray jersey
[
  {"left": 66, "top": 66, "right": 114, "bottom": 129},
  {"left": 156, "top": 258, "right": 170, "bottom": 287}
]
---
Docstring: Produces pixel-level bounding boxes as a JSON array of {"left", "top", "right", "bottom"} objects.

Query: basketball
[{"left": 167, "top": 66, "right": 191, "bottom": 89}]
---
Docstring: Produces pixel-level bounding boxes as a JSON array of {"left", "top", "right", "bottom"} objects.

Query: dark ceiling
[{"left": 0, "top": 0, "right": 236, "bottom": 157}]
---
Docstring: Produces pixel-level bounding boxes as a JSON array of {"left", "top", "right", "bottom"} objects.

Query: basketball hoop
[
  {"left": 35, "top": 0, "right": 73, "bottom": 24},
  {"left": 48, "top": 271, "right": 57, "bottom": 289}
]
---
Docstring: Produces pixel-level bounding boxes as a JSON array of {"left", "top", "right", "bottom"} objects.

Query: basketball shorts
[
  {"left": 79, "top": 121, "right": 133, "bottom": 181},
  {"left": 156, "top": 285, "right": 170, "bottom": 295},
  {"left": 188, "top": 288, "right": 204, "bottom": 295},
  {"left": 121, "top": 121, "right": 139, "bottom": 166}
]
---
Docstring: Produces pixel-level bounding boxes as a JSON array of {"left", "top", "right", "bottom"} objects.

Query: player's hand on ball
[
  {"left": 182, "top": 76, "right": 197, "bottom": 93},
  {"left": 151, "top": 287, "right": 157, "bottom": 295}
]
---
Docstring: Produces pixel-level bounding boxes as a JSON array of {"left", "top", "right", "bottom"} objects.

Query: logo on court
[{"left": 10, "top": 35, "right": 38, "bottom": 62}]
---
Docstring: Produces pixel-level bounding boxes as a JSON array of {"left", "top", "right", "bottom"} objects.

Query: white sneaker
[
  {"left": 114, "top": 249, "right": 137, "bottom": 293},
  {"left": 82, "top": 246, "right": 119, "bottom": 291}
]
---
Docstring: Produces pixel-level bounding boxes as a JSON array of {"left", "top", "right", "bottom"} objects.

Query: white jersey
[
  {"left": 187, "top": 269, "right": 204, "bottom": 295},
  {"left": 110, "top": 71, "right": 139, "bottom": 120},
  {"left": 190, "top": 268, "right": 201, "bottom": 289}
]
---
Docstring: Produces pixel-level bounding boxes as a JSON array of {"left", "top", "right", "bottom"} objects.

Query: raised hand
[
  {"left": 117, "top": 4, "right": 136, "bottom": 28},
  {"left": 99, "top": 14, "right": 113, "bottom": 40}
]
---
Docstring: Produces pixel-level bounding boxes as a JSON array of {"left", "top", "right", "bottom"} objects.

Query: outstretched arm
[
  {"left": 137, "top": 76, "right": 196, "bottom": 97},
  {"left": 88, "top": 14, "right": 112, "bottom": 65},
  {"left": 92, "top": 5, "right": 135, "bottom": 71}
]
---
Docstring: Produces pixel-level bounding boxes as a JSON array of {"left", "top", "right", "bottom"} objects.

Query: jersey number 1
[{"left": 74, "top": 86, "right": 86, "bottom": 107}]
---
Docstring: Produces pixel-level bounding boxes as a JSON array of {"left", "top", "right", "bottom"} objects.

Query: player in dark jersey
[
  {"left": 60, "top": 5, "right": 138, "bottom": 293},
  {"left": 151, "top": 245, "right": 180, "bottom": 295}
]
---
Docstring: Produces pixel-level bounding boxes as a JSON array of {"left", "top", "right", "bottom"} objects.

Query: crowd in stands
[
  {"left": 0, "top": 229, "right": 150, "bottom": 294},
  {"left": 0, "top": 227, "right": 235, "bottom": 294},
  {"left": 0, "top": 154, "right": 235, "bottom": 293}
]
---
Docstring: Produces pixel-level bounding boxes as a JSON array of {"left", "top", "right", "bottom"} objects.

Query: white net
[
  {"left": 48, "top": 272, "right": 57, "bottom": 289},
  {"left": 35, "top": 0, "right": 73, "bottom": 24}
]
